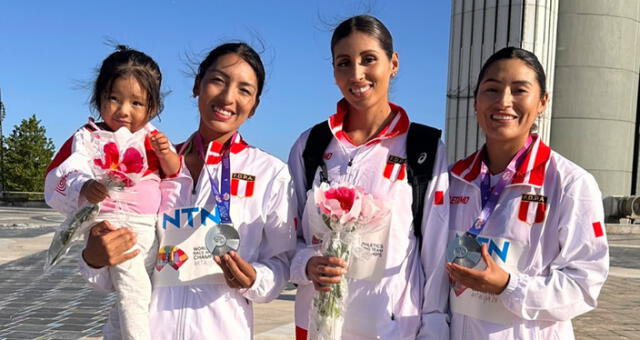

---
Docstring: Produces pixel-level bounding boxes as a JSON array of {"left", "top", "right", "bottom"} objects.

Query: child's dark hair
[
  {"left": 91, "top": 45, "right": 163, "bottom": 119},
  {"left": 331, "top": 15, "right": 394, "bottom": 60},
  {"left": 474, "top": 47, "right": 547, "bottom": 98},
  {"left": 193, "top": 42, "right": 265, "bottom": 99}
]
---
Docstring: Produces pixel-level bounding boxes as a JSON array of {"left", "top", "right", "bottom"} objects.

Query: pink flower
[
  {"left": 93, "top": 142, "right": 144, "bottom": 174},
  {"left": 93, "top": 142, "right": 145, "bottom": 187},
  {"left": 120, "top": 148, "right": 144, "bottom": 173},
  {"left": 325, "top": 187, "right": 356, "bottom": 212},
  {"left": 315, "top": 184, "right": 363, "bottom": 227}
]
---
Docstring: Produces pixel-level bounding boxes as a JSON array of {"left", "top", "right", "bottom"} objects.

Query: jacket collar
[
  {"left": 178, "top": 131, "right": 249, "bottom": 164},
  {"left": 450, "top": 134, "right": 552, "bottom": 187},
  {"left": 328, "top": 98, "right": 410, "bottom": 147}
]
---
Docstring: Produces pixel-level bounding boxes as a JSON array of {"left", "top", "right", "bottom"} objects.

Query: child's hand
[
  {"left": 81, "top": 179, "right": 109, "bottom": 204},
  {"left": 149, "top": 130, "right": 181, "bottom": 177},
  {"left": 149, "top": 131, "right": 172, "bottom": 158}
]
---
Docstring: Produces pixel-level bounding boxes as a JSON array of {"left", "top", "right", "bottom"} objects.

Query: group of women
[{"left": 76, "top": 14, "right": 608, "bottom": 340}]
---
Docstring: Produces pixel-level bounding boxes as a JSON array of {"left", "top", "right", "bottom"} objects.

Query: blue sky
[{"left": 0, "top": 1, "right": 451, "bottom": 161}]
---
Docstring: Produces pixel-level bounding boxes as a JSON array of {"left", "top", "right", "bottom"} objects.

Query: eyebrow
[
  {"left": 334, "top": 49, "right": 380, "bottom": 60},
  {"left": 482, "top": 78, "right": 533, "bottom": 86}
]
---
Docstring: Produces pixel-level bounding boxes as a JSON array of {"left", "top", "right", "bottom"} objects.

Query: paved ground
[{"left": 0, "top": 207, "right": 638, "bottom": 339}]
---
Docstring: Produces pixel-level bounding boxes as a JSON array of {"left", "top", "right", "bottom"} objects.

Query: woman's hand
[
  {"left": 306, "top": 256, "right": 347, "bottom": 292},
  {"left": 214, "top": 251, "right": 257, "bottom": 289},
  {"left": 446, "top": 244, "right": 510, "bottom": 295},
  {"left": 80, "top": 180, "right": 109, "bottom": 204},
  {"left": 82, "top": 220, "right": 139, "bottom": 268}
]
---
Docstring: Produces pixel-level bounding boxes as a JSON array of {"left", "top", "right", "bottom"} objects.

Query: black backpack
[{"left": 301, "top": 122, "right": 441, "bottom": 247}]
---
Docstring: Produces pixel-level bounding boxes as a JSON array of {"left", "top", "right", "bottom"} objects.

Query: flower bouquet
[
  {"left": 44, "top": 127, "right": 148, "bottom": 272},
  {"left": 307, "top": 182, "right": 390, "bottom": 340}
]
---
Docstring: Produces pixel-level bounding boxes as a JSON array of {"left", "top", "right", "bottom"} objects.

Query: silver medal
[
  {"left": 205, "top": 223, "right": 240, "bottom": 257},
  {"left": 446, "top": 233, "right": 482, "bottom": 268}
]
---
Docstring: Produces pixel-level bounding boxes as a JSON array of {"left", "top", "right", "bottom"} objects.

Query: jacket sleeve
[
  {"left": 241, "top": 164, "right": 298, "bottom": 303},
  {"left": 77, "top": 254, "right": 115, "bottom": 293},
  {"left": 417, "top": 141, "right": 451, "bottom": 340},
  {"left": 500, "top": 171, "right": 609, "bottom": 321},
  {"left": 44, "top": 128, "right": 94, "bottom": 215},
  {"left": 287, "top": 130, "right": 322, "bottom": 286}
]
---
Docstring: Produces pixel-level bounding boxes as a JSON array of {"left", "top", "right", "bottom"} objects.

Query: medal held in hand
[
  {"left": 205, "top": 223, "right": 240, "bottom": 257},
  {"left": 446, "top": 233, "right": 482, "bottom": 268},
  {"left": 447, "top": 136, "right": 534, "bottom": 269}
]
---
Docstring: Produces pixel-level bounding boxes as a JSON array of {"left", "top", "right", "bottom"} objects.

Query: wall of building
[{"left": 550, "top": 0, "right": 640, "bottom": 196}]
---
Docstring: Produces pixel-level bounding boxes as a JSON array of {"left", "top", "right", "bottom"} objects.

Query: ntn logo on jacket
[
  {"left": 453, "top": 233, "right": 525, "bottom": 267},
  {"left": 231, "top": 173, "right": 255, "bottom": 197},
  {"left": 383, "top": 154, "right": 406, "bottom": 181},
  {"left": 162, "top": 206, "right": 222, "bottom": 229}
]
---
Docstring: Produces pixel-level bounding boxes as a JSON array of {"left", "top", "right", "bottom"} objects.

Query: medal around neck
[
  {"left": 447, "top": 233, "right": 482, "bottom": 268},
  {"left": 205, "top": 223, "right": 240, "bottom": 257}
]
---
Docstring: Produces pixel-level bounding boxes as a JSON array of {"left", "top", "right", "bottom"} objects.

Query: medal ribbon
[
  {"left": 194, "top": 132, "right": 233, "bottom": 224},
  {"left": 466, "top": 135, "right": 533, "bottom": 237}
]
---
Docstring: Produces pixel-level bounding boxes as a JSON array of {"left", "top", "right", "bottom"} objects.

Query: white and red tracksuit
[
  {"left": 448, "top": 135, "right": 609, "bottom": 340},
  {"left": 45, "top": 121, "right": 170, "bottom": 340},
  {"left": 289, "top": 100, "right": 450, "bottom": 340},
  {"left": 77, "top": 131, "right": 296, "bottom": 340}
]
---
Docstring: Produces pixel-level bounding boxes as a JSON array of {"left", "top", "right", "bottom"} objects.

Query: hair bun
[{"left": 116, "top": 44, "right": 130, "bottom": 52}]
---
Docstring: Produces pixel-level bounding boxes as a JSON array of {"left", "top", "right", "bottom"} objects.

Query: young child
[{"left": 44, "top": 45, "right": 180, "bottom": 340}]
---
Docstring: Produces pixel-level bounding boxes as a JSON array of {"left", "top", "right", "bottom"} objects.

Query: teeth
[
  {"left": 492, "top": 114, "right": 517, "bottom": 120},
  {"left": 214, "top": 107, "right": 233, "bottom": 117},
  {"left": 350, "top": 85, "right": 371, "bottom": 95}
]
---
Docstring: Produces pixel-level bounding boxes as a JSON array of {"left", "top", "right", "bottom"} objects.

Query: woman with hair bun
[
  {"left": 446, "top": 47, "right": 609, "bottom": 339},
  {"left": 289, "top": 15, "right": 450, "bottom": 339}
]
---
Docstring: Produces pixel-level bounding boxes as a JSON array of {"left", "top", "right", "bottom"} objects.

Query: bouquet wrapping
[
  {"left": 307, "top": 182, "right": 390, "bottom": 340},
  {"left": 44, "top": 127, "right": 148, "bottom": 272}
]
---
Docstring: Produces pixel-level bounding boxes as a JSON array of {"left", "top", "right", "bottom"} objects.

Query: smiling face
[
  {"left": 474, "top": 58, "right": 548, "bottom": 147},
  {"left": 332, "top": 31, "right": 398, "bottom": 113},
  {"left": 99, "top": 75, "right": 150, "bottom": 132},
  {"left": 195, "top": 53, "right": 259, "bottom": 142}
]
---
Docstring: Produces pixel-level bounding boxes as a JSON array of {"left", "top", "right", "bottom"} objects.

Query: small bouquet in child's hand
[
  {"left": 44, "top": 127, "right": 148, "bottom": 272},
  {"left": 307, "top": 182, "right": 390, "bottom": 340}
]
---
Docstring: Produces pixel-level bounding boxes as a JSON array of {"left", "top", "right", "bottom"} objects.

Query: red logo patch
[
  {"left": 323, "top": 152, "right": 333, "bottom": 160},
  {"left": 434, "top": 191, "right": 444, "bottom": 205},
  {"left": 593, "top": 221, "right": 604, "bottom": 238},
  {"left": 382, "top": 155, "right": 406, "bottom": 181},
  {"left": 450, "top": 196, "right": 470, "bottom": 204},
  {"left": 231, "top": 173, "right": 255, "bottom": 197},
  {"left": 517, "top": 194, "right": 547, "bottom": 225},
  {"left": 56, "top": 174, "right": 68, "bottom": 195}
]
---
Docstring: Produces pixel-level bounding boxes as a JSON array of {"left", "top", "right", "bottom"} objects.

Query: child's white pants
[{"left": 94, "top": 212, "right": 157, "bottom": 340}]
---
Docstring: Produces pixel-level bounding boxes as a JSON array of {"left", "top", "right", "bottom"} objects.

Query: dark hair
[
  {"left": 91, "top": 45, "right": 163, "bottom": 119},
  {"left": 193, "top": 42, "right": 265, "bottom": 99},
  {"left": 474, "top": 47, "right": 547, "bottom": 98},
  {"left": 331, "top": 15, "right": 394, "bottom": 59}
]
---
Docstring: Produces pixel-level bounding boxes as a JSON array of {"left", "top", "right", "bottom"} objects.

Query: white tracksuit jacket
[
  {"left": 289, "top": 100, "right": 450, "bottom": 340},
  {"left": 448, "top": 135, "right": 609, "bottom": 340},
  {"left": 78, "top": 132, "right": 297, "bottom": 340}
]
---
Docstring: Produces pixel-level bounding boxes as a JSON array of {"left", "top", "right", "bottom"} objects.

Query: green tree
[{"left": 3, "top": 114, "right": 55, "bottom": 193}]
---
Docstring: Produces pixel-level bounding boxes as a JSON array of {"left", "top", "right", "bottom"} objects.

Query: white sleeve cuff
[
  {"left": 290, "top": 247, "right": 320, "bottom": 285},
  {"left": 500, "top": 272, "right": 526, "bottom": 306},
  {"left": 240, "top": 262, "right": 276, "bottom": 303},
  {"left": 78, "top": 252, "right": 114, "bottom": 293}
]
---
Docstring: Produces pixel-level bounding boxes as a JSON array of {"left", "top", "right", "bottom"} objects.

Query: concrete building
[{"left": 445, "top": 0, "right": 640, "bottom": 197}]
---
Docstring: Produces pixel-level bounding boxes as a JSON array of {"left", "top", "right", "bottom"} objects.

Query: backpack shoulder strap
[
  {"left": 302, "top": 121, "right": 333, "bottom": 192},
  {"left": 406, "top": 122, "right": 442, "bottom": 245}
]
